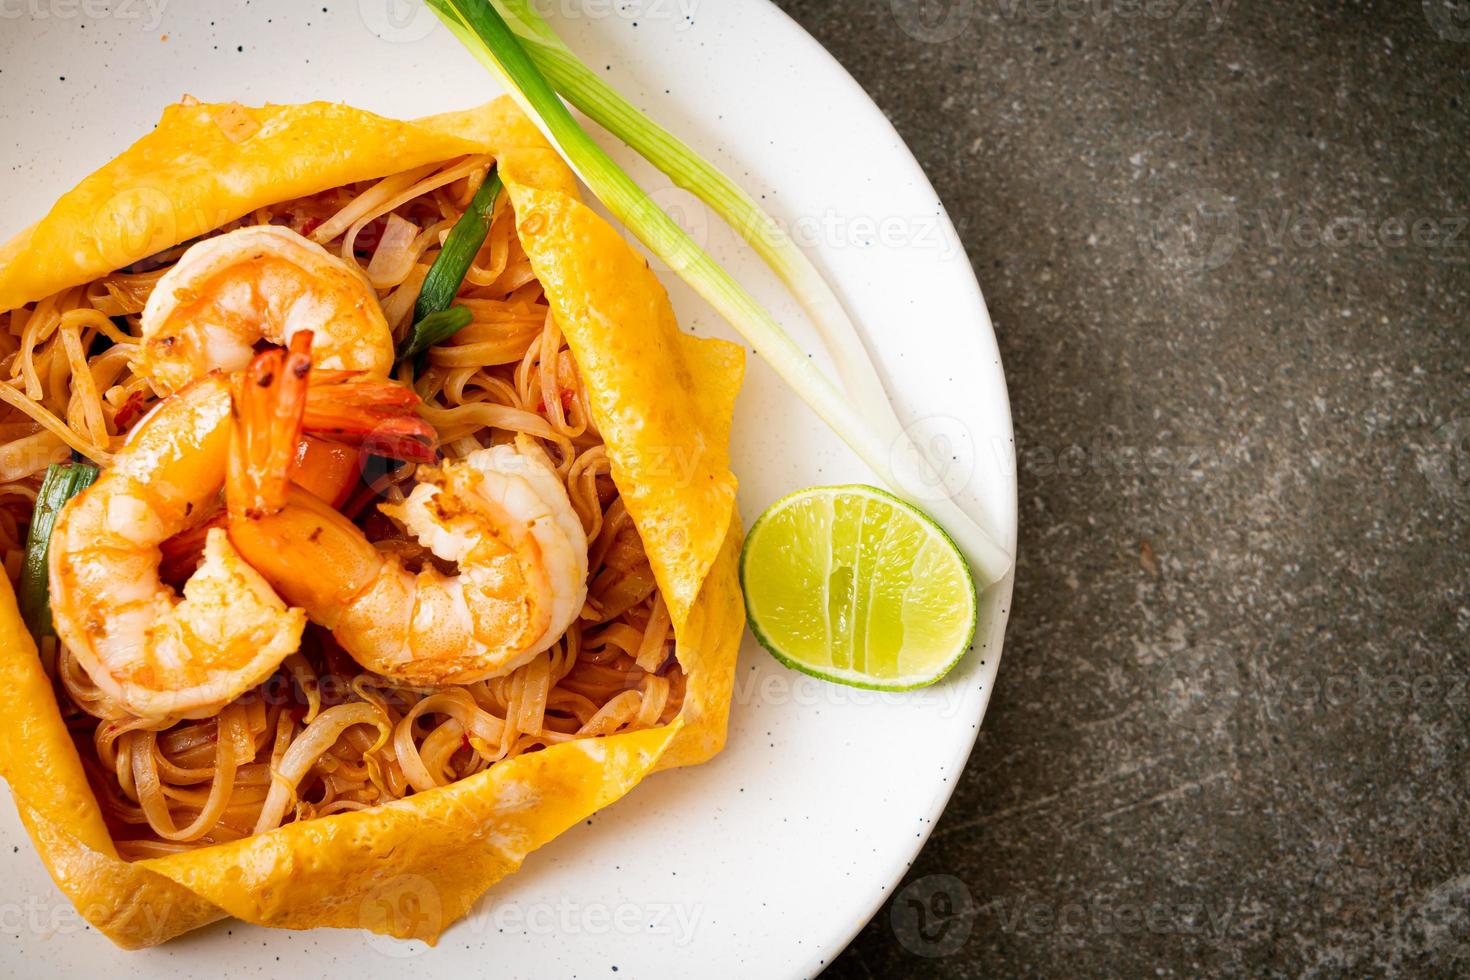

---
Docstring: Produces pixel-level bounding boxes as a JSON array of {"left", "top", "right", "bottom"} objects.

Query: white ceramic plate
[{"left": 0, "top": 2, "right": 1015, "bottom": 975}]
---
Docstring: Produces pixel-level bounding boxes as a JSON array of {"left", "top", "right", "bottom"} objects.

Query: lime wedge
[{"left": 739, "top": 485, "right": 978, "bottom": 690}]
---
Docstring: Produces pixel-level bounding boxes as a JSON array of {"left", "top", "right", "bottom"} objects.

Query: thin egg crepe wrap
[{"left": 0, "top": 96, "right": 745, "bottom": 948}]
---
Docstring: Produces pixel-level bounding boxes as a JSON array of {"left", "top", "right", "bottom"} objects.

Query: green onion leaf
[
  {"left": 20, "top": 461, "right": 99, "bottom": 642},
  {"left": 413, "top": 166, "right": 502, "bottom": 326},
  {"left": 426, "top": 0, "right": 1013, "bottom": 585},
  {"left": 400, "top": 305, "right": 475, "bottom": 361},
  {"left": 399, "top": 166, "right": 502, "bottom": 364}
]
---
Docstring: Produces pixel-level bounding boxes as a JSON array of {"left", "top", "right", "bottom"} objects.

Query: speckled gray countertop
[{"left": 768, "top": 1, "right": 1470, "bottom": 976}]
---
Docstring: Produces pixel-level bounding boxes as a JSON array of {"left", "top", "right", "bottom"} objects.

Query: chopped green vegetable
[
  {"left": 426, "top": 0, "right": 1013, "bottom": 585},
  {"left": 20, "top": 461, "right": 99, "bottom": 642},
  {"left": 414, "top": 167, "right": 502, "bottom": 325},
  {"left": 399, "top": 167, "right": 502, "bottom": 363},
  {"left": 400, "top": 305, "right": 474, "bottom": 361}
]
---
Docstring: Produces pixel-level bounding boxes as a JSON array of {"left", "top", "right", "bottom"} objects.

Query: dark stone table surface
[{"left": 768, "top": 1, "right": 1470, "bottom": 975}]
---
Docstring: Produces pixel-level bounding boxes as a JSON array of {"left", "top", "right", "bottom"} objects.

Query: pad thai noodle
[{"left": 0, "top": 130, "right": 681, "bottom": 860}]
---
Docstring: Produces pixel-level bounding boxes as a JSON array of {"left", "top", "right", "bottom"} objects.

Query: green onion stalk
[
  {"left": 424, "top": 0, "right": 1013, "bottom": 585},
  {"left": 400, "top": 166, "right": 503, "bottom": 361},
  {"left": 487, "top": 0, "right": 893, "bottom": 412},
  {"left": 20, "top": 461, "right": 99, "bottom": 642}
]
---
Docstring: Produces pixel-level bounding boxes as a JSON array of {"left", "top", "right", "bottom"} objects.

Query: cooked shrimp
[
  {"left": 155, "top": 333, "right": 437, "bottom": 588},
  {"left": 49, "top": 335, "right": 436, "bottom": 721},
  {"left": 47, "top": 374, "right": 307, "bottom": 721},
  {"left": 137, "top": 225, "right": 394, "bottom": 394},
  {"left": 227, "top": 356, "right": 589, "bottom": 685}
]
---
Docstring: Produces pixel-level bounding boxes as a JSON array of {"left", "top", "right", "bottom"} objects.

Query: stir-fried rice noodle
[{"left": 0, "top": 157, "right": 684, "bottom": 859}]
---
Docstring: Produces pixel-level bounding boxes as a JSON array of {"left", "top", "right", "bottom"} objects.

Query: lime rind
[{"left": 739, "top": 485, "right": 978, "bottom": 691}]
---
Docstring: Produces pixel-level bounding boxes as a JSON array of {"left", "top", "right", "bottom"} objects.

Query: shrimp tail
[
  {"left": 302, "top": 379, "right": 439, "bottom": 464},
  {"left": 228, "top": 331, "right": 313, "bottom": 521},
  {"left": 227, "top": 332, "right": 439, "bottom": 526}
]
